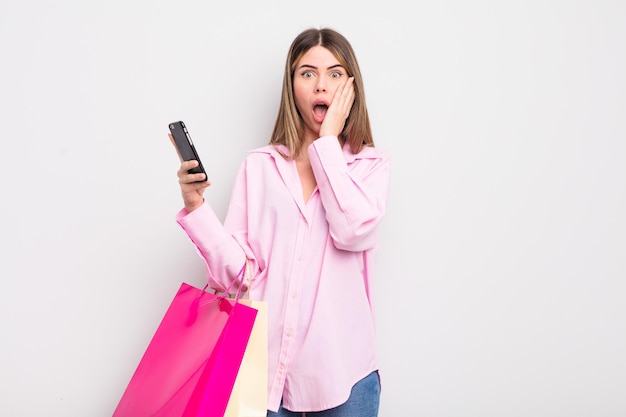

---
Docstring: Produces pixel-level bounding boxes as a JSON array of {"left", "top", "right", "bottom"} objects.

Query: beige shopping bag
[
  {"left": 224, "top": 297, "right": 268, "bottom": 417},
  {"left": 223, "top": 258, "right": 267, "bottom": 417}
]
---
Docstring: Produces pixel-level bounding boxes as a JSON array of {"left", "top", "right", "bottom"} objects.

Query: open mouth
[{"left": 313, "top": 103, "right": 328, "bottom": 123}]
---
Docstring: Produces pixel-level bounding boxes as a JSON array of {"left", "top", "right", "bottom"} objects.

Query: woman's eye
[
  {"left": 302, "top": 71, "right": 314, "bottom": 78},
  {"left": 330, "top": 71, "right": 342, "bottom": 78}
]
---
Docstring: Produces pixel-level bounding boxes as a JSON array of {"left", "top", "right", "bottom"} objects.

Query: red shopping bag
[{"left": 113, "top": 277, "right": 257, "bottom": 417}]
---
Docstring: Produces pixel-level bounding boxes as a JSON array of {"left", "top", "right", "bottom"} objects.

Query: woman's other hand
[{"left": 177, "top": 159, "right": 210, "bottom": 212}]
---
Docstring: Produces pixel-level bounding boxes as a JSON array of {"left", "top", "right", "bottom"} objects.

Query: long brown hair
[{"left": 269, "top": 27, "right": 374, "bottom": 159}]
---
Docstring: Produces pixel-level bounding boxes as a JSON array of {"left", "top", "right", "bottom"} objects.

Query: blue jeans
[{"left": 266, "top": 371, "right": 380, "bottom": 417}]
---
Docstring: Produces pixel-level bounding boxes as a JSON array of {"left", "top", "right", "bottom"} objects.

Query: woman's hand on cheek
[{"left": 319, "top": 77, "right": 355, "bottom": 138}]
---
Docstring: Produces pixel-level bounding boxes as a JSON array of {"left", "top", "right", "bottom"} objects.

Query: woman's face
[{"left": 292, "top": 45, "right": 348, "bottom": 143}]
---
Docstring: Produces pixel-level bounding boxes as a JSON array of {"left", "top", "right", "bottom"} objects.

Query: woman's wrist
[{"left": 184, "top": 198, "right": 204, "bottom": 212}]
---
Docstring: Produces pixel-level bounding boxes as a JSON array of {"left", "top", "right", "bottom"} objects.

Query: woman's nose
[{"left": 315, "top": 81, "right": 326, "bottom": 93}]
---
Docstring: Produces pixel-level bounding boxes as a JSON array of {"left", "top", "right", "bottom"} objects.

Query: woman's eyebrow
[{"left": 296, "top": 63, "right": 344, "bottom": 71}]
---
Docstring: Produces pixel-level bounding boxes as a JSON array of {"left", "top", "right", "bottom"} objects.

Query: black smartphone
[{"left": 168, "top": 120, "right": 207, "bottom": 181}]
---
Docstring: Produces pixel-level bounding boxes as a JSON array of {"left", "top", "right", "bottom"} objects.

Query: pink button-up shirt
[{"left": 176, "top": 135, "right": 391, "bottom": 412}]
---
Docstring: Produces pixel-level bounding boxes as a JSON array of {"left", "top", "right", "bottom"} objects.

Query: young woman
[{"left": 172, "top": 27, "right": 391, "bottom": 416}]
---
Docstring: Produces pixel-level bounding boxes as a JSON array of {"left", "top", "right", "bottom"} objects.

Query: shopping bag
[
  {"left": 113, "top": 275, "right": 257, "bottom": 417},
  {"left": 224, "top": 298, "right": 268, "bottom": 417},
  {"left": 224, "top": 258, "right": 268, "bottom": 417}
]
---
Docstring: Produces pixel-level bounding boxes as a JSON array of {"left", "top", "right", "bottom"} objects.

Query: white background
[{"left": 1, "top": 1, "right": 625, "bottom": 416}]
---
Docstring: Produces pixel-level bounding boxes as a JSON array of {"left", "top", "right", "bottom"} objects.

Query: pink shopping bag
[{"left": 113, "top": 280, "right": 257, "bottom": 417}]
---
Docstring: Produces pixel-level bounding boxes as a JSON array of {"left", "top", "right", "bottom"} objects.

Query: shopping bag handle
[
  {"left": 241, "top": 258, "right": 253, "bottom": 300},
  {"left": 203, "top": 261, "right": 248, "bottom": 303}
]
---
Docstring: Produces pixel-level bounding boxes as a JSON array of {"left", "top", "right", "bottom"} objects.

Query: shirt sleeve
[
  {"left": 176, "top": 176, "right": 248, "bottom": 293},
  {"left": 308, "top": 135, "right": 391, "bottom": 251}
]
